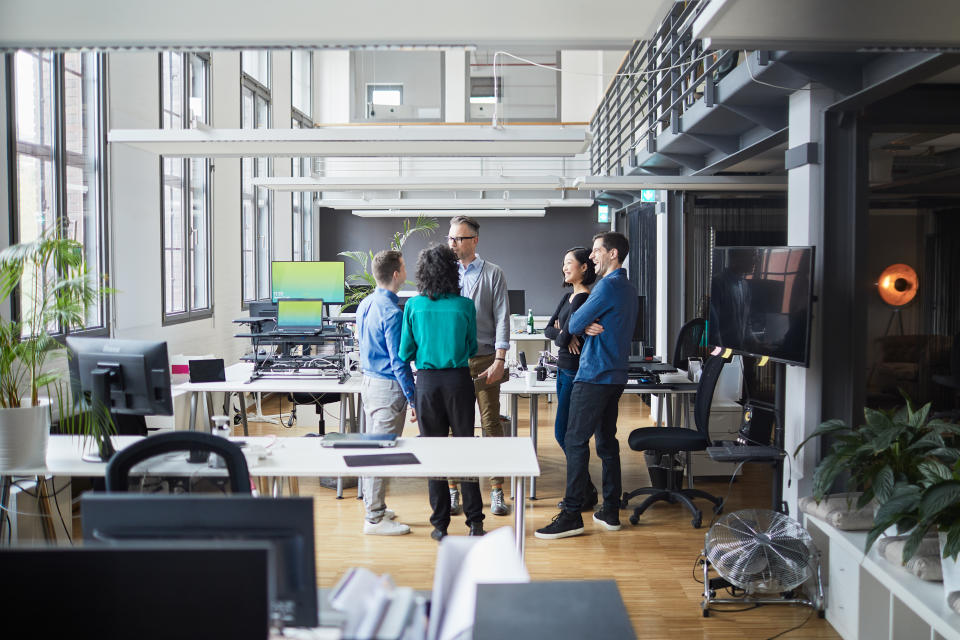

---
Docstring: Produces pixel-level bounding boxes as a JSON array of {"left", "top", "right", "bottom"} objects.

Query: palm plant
[
  {"left": 0, "top": 230, "right": 111, "bottom": 409},
  {"left": 338, "top": 215, "right": 439, "bottom": 307}
]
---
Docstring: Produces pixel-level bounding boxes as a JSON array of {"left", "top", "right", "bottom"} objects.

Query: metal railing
[{"left": 589, "top": 0, "right": 737, "bottom": 176}]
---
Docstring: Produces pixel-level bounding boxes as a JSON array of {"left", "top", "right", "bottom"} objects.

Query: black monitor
[
  {"left": 272, "top": 261, "right": 345, "bottom": 304},
  {"left": 707, "top": 246, "right": 815, "bottom": 367},
  {"left": 66, "top": 337, "right": 173, "bottom": 453},
  {"left": 508, "top": 289, "right": 526, "bottom": 315},
  {"left": 249, "top": 301, "right": 278, "bottom": 318},
  {"left": 0, "top": 543, "right": 273, "bottom": 640},
  {"left": 82, "top": 494, "right": 318, "bottom": 628}
]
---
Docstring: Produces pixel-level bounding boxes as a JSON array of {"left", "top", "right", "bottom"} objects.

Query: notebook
[{"left": 275, "top": 299, "right": 324, "bottom": 333}]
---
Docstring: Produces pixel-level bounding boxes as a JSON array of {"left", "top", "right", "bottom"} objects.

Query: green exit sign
[
  {"left": 597, "top": 204, "right": 610, "bottom": 223},
  {"left": 640, "top": 189, "right": 657, "bottom": 202}
]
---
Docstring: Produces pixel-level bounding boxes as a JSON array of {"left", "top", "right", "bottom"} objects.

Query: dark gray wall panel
[{"left": 315, "top": 205, "right": 604, "bottom": 313}]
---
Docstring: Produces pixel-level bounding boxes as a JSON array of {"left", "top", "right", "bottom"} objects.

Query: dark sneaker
[
  {"left": 593, "top": 506, "right": 622, "bottom": 531},
  {"left": 534, "top": 511, "right": 585, "bottom": 540},
  {"left": 490, "top": 488, "right": 510, "bottom": 516},
  {"left": 431, "top": 527, "right": 447, "bottom": 541},
  {"left": 449, "top": 488, "right": 462, "bottom": 516},
  {"left": 468, "top": 522, "right": 485, "bottom": 536},
  {"left": 556, "top": 485, "right": 600, "bottom": 512}
]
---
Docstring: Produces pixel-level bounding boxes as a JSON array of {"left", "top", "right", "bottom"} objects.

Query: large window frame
[
  {"left": 290, "top": 52, "right": 314, "bottom": 262},
  {"left": 6, "top": 51, "right": 109, "bottom": 336},
  {"left": 160, "top": 52, "right": 213, "bottom": 325},
  {"left": 240, "top": 53, "right": 273, "bottom": 303}
]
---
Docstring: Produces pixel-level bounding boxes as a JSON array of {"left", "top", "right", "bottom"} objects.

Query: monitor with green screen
[{"left": 271, "top": 261, "right": 345, "bottom": 304}]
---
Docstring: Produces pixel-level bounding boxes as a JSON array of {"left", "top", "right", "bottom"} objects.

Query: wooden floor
[{"left": 242, "top": 392, "right": 838, "bottom": 640}]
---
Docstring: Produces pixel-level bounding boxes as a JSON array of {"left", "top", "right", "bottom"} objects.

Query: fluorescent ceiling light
[
  {"left": 252, "top": 176, "right": 566, "bottom": 191},
  {"left": 108, "top": 125, "right": 591, "bottom": 158},
  {"left": 352, "top": 209, "right": 545, "bottom": 218},
  {"left": 573, "top": 176, "right": 788, "bottom": 191},
  {"left": 317, "top": 198, "right": 588, "bottom": 210}
]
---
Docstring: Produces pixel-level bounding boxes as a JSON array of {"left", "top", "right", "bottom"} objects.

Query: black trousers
[
  {"left": 416, "top": 367, "right": 484, "bottom": 530},
  {"left": 562, "top": 382, "right": 625, "bottom": 512}
]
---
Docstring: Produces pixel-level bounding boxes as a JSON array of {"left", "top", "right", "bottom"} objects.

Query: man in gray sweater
[{"left": 447, "top": 215, "right": 512, "bottom": 516}]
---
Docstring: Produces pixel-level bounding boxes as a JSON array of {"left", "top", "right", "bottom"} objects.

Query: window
[
  {"left": 241, "top": 52, "right": 272, "bottom": 302},
  {"left": 291, "top": 52, "right": 314, "bottom": 262},
  {"left": 160, "top": 52, "right": 212, "bottom": 323},
  {"left": 367, "top": 83, "right": 403, "bottom": 107},
  {"left": 9, "top": 50, "right": 108, "bottom": 334}
]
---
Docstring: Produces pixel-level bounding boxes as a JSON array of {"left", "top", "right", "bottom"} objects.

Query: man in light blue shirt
[{"left": 355, "top": 250, "right": 415, "bottom": 536}]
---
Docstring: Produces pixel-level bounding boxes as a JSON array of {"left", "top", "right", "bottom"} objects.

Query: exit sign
[
  {"left": 597, "top": 204, "right": 610, "bottom": 223},
  {"left": 640, "top": 189, "right": 657, "bottom": 202}
]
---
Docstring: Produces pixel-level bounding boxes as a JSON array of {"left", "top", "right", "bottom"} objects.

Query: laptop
[
  {"left": 320, "top": 433, "right": 399, "bottom": 448},
  {"left": 275, "top": 299, "right": 325, "bottom": 334}
]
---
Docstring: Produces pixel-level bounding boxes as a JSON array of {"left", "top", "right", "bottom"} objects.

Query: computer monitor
[
  {"left": 248, "top": 301, "right": 278, "bottom": 318},
  {"left": 272, "top": 261, "right": 345, "bottom": 304},
  {"left": 276, "top": 299, "right": 325, "bottom": 329},
  {"left": 66, "top": 337, "right": 173, "bottom": 453},
  {"left": 82, "top": 494, "right": 318, "bottom": 628},
  {"left": 507, "top": 289, "right": 526, "bottom": 315},
  {"left": 1, "top": 542, "right": 273, "bottom": 640}
]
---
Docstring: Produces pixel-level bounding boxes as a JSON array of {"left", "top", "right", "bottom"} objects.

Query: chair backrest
[
  {"left": 105, "top": 431, "right": 251, "bottom": 494},
  {"left": 693, "top": 355, "right": 727, "bottom": 439},
  {"left": 672, "top": 318, "right": 706, "bottom": 370}
]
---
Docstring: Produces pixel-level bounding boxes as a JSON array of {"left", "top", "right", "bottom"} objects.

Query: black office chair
[
  {"left": 287, "top": 393, "right": 340, "bottom": 434},
  {"left": 621, "top": 355, "right": 726, "bottom": 528},
  {"left": 672, "top": 317, "right": 706, "bottom": 371},
  {"left": 105, "top": 431, "right": 252, "bottom": 494}
]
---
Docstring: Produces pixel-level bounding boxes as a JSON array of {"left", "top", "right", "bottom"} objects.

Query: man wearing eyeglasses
[{"left": 446, "top": 215, "right": 511, "bottom": 517}]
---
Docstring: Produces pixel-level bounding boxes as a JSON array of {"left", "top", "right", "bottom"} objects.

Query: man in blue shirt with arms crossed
[
  {"left": 355, "top": 250, "right": 416, "bottom": 535},
  {"left": 535, "top": 232, "right": 638, "bottom": 539}
]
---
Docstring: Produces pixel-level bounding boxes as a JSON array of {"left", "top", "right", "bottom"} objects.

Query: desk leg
[
  {"left": 510, "top": 395, "right": 519, "bottom": 500},
  {"left": 337, "top": 397, "right": 347, "bottom": 499},
  {"left": 204, "top": 392, "right": 215, "bottom": 433},
  {"left": 189, "top": 392, "right": 198, "bottom": 431},
  {"left": 238, "top": 392, "right": 250, "bottom": 436},
  {"left": 656, "top": 394, "right": 664, "bottom": 427},
  {"left": 528, "top": 395, "right": 538, "bottom": 500},
  {"left": 514, "top": 476, "right": 526, "bottom": 559}
]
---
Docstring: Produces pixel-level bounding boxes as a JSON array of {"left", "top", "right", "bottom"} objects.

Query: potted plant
[
  {"left": 797, "top": 394, "right": 960, "bottom": 512},
  {"left": 0, "top": 231, "right": 112, "bottom": 467},
  {"left": 338, "top": 215, "right": 438, "bottom": 309}
]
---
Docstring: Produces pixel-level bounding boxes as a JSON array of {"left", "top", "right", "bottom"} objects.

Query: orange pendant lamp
[{"left": 877, "top": 263, "right": 918, "bottom": 307}]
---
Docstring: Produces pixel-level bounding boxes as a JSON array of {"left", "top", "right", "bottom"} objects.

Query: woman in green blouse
[{"left": 399, "top": 245, "right": 485, "bottom": 540}]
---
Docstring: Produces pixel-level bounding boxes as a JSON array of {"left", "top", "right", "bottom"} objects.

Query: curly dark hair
[
  {"left": 415, "top": 244, "right": 461, "bottom": 300},
  {"left": 562, "top": 246, "right": 597, "bottom": 288}
]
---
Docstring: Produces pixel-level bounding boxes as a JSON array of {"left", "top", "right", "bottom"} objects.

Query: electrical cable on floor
[{"left": 764, "top": 607, "right": 815, "bottom": 640}]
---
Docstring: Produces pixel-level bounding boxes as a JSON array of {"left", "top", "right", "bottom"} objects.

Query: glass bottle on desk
[{"left": 527, "top": 309, "right": 535, "bottom": 334}]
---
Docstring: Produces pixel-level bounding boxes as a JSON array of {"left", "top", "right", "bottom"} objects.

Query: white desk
[
  {"left": 499, "top": 372, "right": 698, "bottom": 499},
  {"left": 4, "top": 435, "right": 540, "bottom": 556}
]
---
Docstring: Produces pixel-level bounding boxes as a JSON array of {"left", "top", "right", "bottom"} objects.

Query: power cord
[{"left": 765, "top": 607, "right": 815, "bottom": 639}]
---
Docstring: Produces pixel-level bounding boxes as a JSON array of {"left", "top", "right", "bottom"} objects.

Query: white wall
[
  {"left": 351, "top": 51, "right": 443, "bottom": 121},
  {"left": 560, "top": 50, "right": 626, "bottom": 122}
]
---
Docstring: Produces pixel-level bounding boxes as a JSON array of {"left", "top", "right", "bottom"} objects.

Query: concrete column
[
  {"left": 271, "top": 52, "right": 292, "bottom": 262},
  {"left": 783, "top": 83, "right": 835, "bottom": 515},
  {"left": 444, "top": 49, "right": 466, "bottom": 123}
]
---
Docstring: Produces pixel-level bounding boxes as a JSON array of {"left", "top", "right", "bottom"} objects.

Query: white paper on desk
[{"left": 429, "top": 527, "right": 529, "bottom": 640}]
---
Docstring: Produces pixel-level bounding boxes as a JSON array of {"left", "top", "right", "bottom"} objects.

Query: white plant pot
[
  {"left": 939, "top": 532, "right": 960, "bottom": 608},
  {"left": 0, "top": 399, "right": 50, "bottom": 471}
]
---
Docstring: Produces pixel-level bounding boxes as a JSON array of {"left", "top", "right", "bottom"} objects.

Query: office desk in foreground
[{"left": 7, "top": 435, "right": 540, "bottom": 555}]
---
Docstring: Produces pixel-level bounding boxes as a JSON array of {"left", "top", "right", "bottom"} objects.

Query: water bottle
[
  {"left": 209, "top": 415, "right": 231, "bottom": 469},
  {"left": 527, "top": 309, "right": 535, "bottom": 334}
]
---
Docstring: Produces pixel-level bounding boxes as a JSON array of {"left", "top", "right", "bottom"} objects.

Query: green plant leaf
[
  {"left": 793, "top": 418, "right": 851, "bottom": 455},
  {"left": 874, "top": 482, "right": 922, "bottom": 525},
  {"left": 908, "top": 402, "right": 932, "bottom": 429},
  {"left": 945, "top": 522, "right": 960, "bottom": 561},
  {"left": 864, "top": 407, "right": 895, "bottom": 430},
  {"left": 812, "top": 454, "right": 847, "bottom": 501},
  {"left": 919, "top": 481, "right": 960, "bottom": 522},
  {"left": 906, "top": 431, "right": 945, "bottom": 453},
  {"left": 918, "top": 460, "right": 954, "bottom": 486},
  {"left": 901, "top": 520, "right": 934, "bottom": 563},
  {"left": 931, "top": 447, "right": 960, "bottom": 463},
  {"left": 873, "top": 466, "right": 895, "bottom": 503}
]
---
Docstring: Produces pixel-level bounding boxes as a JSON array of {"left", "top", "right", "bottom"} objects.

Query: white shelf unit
[{"left": 804, "top": 513, "right": 960, "bottom": 640}]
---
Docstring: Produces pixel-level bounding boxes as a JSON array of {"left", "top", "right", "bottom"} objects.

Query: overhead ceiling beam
[
  {"left": 251, "top": 175, "right": 565, "bottom": 192},
  {"left": 573, "top": 175, "right": 787, "bottom": 191}
]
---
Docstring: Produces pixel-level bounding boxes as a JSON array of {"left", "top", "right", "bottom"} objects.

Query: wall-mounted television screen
[
  {"left": 707, "top": 246, "right": 815, "bottom": 367},
  {"left": 271, "top": 261, "right": 345, "bottom": 304}
]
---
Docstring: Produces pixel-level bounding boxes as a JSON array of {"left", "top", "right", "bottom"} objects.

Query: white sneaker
[
  {"left": 384, "top": 509, "right": 397, "bottom": 520},
  {"left": 363, "top": 519, "right": 411, "bottom": 536}
]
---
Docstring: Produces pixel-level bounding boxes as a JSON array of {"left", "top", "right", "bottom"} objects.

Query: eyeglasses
[{"left": 446, "top": 235, "right": 477, "bottom": 244}]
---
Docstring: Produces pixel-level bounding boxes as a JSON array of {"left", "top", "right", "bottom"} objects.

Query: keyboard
[
  {"left": 706, "top": 444, "right": 782, "bottom": 463},
  {"left": 272, "top": 328, "right": 321, "bottom": 335}
]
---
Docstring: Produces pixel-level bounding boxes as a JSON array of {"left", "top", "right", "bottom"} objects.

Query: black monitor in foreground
[
  {"left": 82, "top": 494, "right": 318, "bottom": 628},
  {"left": 708, "top": 246, "right": 815, "bottom": 367},
  {"left": 0, "top": 543, "right": 272, "bottom": 640}
]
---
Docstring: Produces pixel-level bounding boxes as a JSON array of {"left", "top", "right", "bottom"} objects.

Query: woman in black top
[{"left": 544, "top": 247, "right": 597, "bottom": 509}]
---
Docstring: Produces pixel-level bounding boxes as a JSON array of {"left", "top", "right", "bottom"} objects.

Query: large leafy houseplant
[
  {"left": 0, "top": 231, "right": 114, "bottom": 453},
  {"left": 797, "top": 395, "right": 960, "bottom": 511},
  {"left": 338, "top": 215, "right": 438, "bottom": 307}
]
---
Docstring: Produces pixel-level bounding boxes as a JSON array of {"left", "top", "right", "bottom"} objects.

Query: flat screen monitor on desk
[
  {"left": 272, "top": 261, "right": 345, "bottom": 304},
  {"left": 0, "top": 542, "right": 273, "bottom": 640},
  {"left": 82, "top": 494, "right": 318, "bottom": 628},
  {"left": 66, "top": 337, "right": 173, "bottom": 456},
  {"left": 276, "top": 299, "right": 325, "bottom": 331},
  {"left": 707, "top": 246, "right": 815, "bottom": 367}
]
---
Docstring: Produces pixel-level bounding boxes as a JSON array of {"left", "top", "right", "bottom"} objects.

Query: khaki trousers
[{"left": 469, "top": 352, "right": 507, "bottom": 489}]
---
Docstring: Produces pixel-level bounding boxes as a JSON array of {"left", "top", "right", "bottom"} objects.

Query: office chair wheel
[
  {"left": 629, "top": 514, "right": 640, "bottom": 525},
  {"left": 702, "top": 608, "right": 710, "bottom": 618},
  {"left": 691, "top": 515, "right": 702, "bottom": 529}
]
